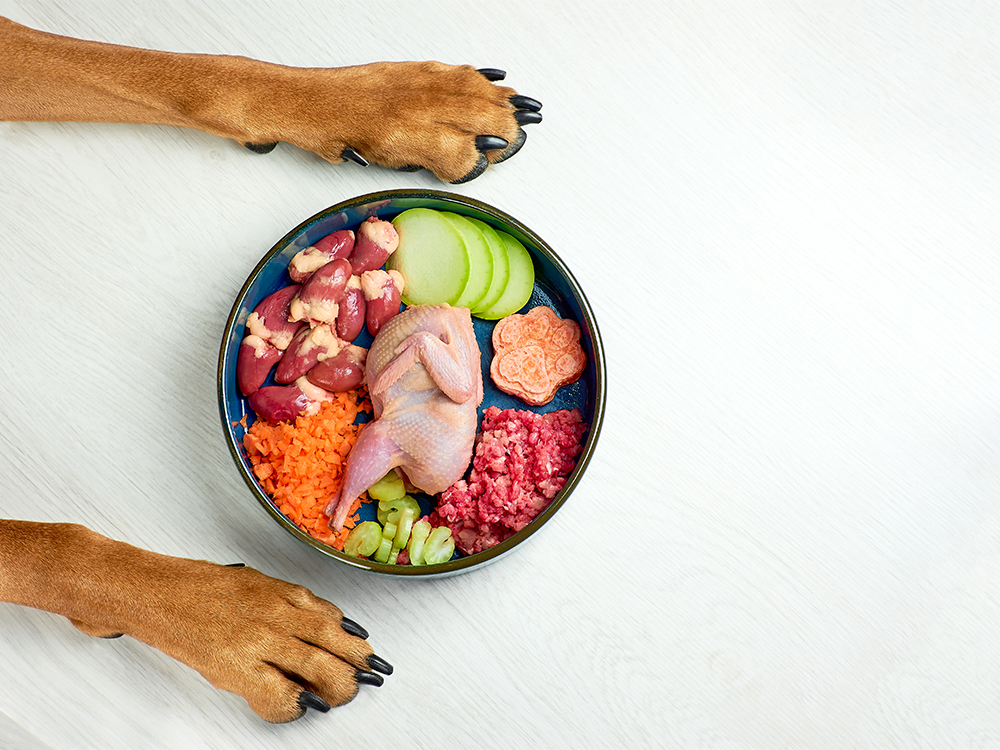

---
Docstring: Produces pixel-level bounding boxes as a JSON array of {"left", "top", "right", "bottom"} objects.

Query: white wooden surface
[{"left": 1, "top": 1, "right": 999, "bottom": 747}]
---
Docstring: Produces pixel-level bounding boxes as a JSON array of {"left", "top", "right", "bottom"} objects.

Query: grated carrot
[{"left": 243, "top": 389, "right": 372, "bottom": 550}]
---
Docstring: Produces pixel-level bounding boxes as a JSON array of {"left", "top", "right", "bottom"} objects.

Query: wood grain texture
[{"left": 1, "top": 0, "right": 999, "bottom": 747}]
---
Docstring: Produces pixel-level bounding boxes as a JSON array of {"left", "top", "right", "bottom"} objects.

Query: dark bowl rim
[{"left": 217, "top": 188, "right": 606, "bottom": 577}]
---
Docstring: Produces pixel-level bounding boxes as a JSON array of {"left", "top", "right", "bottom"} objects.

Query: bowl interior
[{"left": 219, "top": 189, "right": 605, "bottom": 577}]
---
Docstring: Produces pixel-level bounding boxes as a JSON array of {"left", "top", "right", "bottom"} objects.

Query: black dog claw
[
  {"left": 298, "top": 691, "right": 331, "bottom": 714},
  {"left": 477, "top": 68, "right": 506, "bottom": 81},
  {"left": 340, "top": 146, "right": 369, "bottom": 167},
  {"left": 356, "top": 670, "right": 385, "bottom": 687},
  {"left": 367, "top": 654, "right": 394, "bottom": 675},
  {"left": 514, "top": 110, "right": 543, "bottom": 126},
  {"left": 340, "top": 617, "right": 369, "bottom": 639},
  {"left": 510, "top": 95, "right": 542, "bottom": 112},
  {"left": 475, "top": 135, "right": 509, "bottom": 153}
]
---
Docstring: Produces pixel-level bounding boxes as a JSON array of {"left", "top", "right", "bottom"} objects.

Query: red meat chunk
[{"left": 434, "top": 406, "right": 588, "bottom": 555}]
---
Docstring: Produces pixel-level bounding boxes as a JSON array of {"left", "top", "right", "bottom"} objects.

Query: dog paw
[
  {"left": 269, "top": 62, "right": 542, "bottom": 183},
  {"left": 88, "top": 554, "right": 392, "bottom": 723},
  {"left": 219, "top": 601, "right": 394, "bottom": 722},
  {"left": 185, "top": 565, "right": 394, "bottom": 723}
]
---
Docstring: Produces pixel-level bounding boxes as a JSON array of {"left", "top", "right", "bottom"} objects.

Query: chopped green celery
[
  {"left": 422, "top": 526, "right": 456, "bottom": 565},
  {"left": 393, "top": 507, "right": 417, "bottom": 550},
  {"left": 407, "top": 520, "right": 431, "bottom": 565},
  {"left": 388, "top": 549, "right": 400, "bottom": 565},
  {"left": 344, "top": 521, "right": 382, "bottom": 558},
  {"left": 367, "top": 471, "right": 406, "bottom": 502},
  {"left": 382, "top": 521, "right": 397, "bottom": 541},
  {"left": 373, "top": 536, "right": 394, "bottom": 563},
  {"left": 377, "top": 495, "right": 421, "bottom": 526}
]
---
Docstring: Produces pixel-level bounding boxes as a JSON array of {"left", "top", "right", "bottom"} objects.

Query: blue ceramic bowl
[{"left": 218, "top": 189, "right": 605, "bottom": 577}]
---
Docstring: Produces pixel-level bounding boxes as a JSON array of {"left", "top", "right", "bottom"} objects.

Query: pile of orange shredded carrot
[{"left": 241, "top": 389, "right": 373, "bottom": 550}]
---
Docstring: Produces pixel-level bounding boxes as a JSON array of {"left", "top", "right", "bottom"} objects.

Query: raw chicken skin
[{"left": 325, "top": 304, "right": 483, "bottom": 530}]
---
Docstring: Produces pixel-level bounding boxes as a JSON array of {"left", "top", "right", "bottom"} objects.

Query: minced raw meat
[{"left": 432, "top": 405, "right": 588, "bottom": 555}]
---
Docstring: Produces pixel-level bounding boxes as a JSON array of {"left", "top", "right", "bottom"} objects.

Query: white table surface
[{"left": 2, "top": 1, "right": 999, "bottom": 747}]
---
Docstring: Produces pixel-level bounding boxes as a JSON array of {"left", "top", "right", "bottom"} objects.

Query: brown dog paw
[
  {"left": 76, "top": 540, "right": 391, "bottom": 721},
  {"left": 1, "top": 522, "right": 391, "bottom": 721},
  {"left": 154, "top": 563, "right": 393, "bottom": 723},
  {"left": 251, "top": 61, "right": 542, "bottom": 183}
]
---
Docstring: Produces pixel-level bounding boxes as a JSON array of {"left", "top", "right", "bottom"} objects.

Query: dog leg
[
  {"left": 0, "top": 16, "right": 543, "bottom": 183},
  {"left": 0, "top": 519, "right": 391, "bottom": 722}
]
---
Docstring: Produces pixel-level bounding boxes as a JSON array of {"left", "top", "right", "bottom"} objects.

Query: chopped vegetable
[
  {"left": 243, "top": 390, "right": 372, "bottom": 550},
  {"left": 367, "top": 470, "right": 406, "bottom": 502},
  {"left": 373, "top": 536, "right": 394, "bottom": 563},
  {"left": 375, "top": 496, "right": 420, "bottom": 559},
  {"left": 345, "top": 521, "right": 382, "bottom": 557},
  {"left": 377, "top": 495, "right": 421, "bottom": 526},
  {"left": 338, "top": 493, "right": 454, "bottom": 565},
  {"left": 407, "top": 520, "right": 431, "bottom": 565},
  {"left": 422, "top": 526, "right": 456, "bottom": 565},
  {"left": 393, "top": 507, "right": 416, "bottom": 549},
  {"left": 382, "top": 519, "right": 398, "bottom": 543}
]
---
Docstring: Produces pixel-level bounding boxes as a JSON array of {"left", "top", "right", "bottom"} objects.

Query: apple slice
[
  {"left": 466, "top": 217, "right": 510, "bottom": 315},
  {"left": 389, "top": 208, "right": 471, "bottom": 306},
  {"left": 442, "top": 212, "right": 494, "bottom": 310},
  {"left": 476, "top": 232, "right": 535, "bottom": 320}
]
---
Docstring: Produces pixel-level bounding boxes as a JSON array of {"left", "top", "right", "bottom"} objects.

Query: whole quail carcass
[{"left": 325, "top": 304, "right": 482, "bottom": 530}]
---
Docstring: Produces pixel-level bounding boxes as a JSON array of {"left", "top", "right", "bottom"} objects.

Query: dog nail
[
  {"left": 367, "top": 654, "right": 394, "bottom": 675},
  {"left": 297, "top": 690, "right": 331, "bottom": 713},
  {"left": 510, "top": 95, "right": 542, "bottom": 112},
  {"left": 477, "top": 68, "right": 506, "bottom": 81},
  {"left": 101, "top": 633, "right": 124, "bottom": 639},
  {"left": 224, "top": 562, "right": 246, "bottom": 567},
  {"left": 356, "top": 670, "right": 385, "bottom": 687},
  {"left": 514, "top": 110, "right": 543, "bottom": 125},
  {"left": 396, "top": 164, "right": 423, "bottom": 173},
  {"left": 244, "top": 141, "right": 278, "bottom": 154},
  {"left": 340, "top": 617, "right": 369, "bottom": 639},
  {"left": 450, "top": 153, "right": 489, "bottom": 184},
  {"left": 341, "top": 147, "right": 369, "bottom": 167},
  {"left": 475, "top": 135, "right": 508, "bottom": 153}
]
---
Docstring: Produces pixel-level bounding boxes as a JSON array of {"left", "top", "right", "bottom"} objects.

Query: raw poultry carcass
[{"left": 325, "top": 304, "right": 483, "bottom": 530}]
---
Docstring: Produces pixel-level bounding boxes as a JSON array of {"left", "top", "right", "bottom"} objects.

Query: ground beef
[{"left": 433, "top": 406, "right": 588, "bottom": 555}]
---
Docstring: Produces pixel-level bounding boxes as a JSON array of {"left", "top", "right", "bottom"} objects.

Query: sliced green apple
[
  {"left": 475, "top": 231, "right": 535, "bottom": 320},
  {"left": 389, "top": 208, "right": 470, "bottom": 306},
  {"left": 442, "top": 212, "right": 493, "bottom": 310},
  {"left": 466, "top": 217, "right": 511, "bottom": 315}
]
